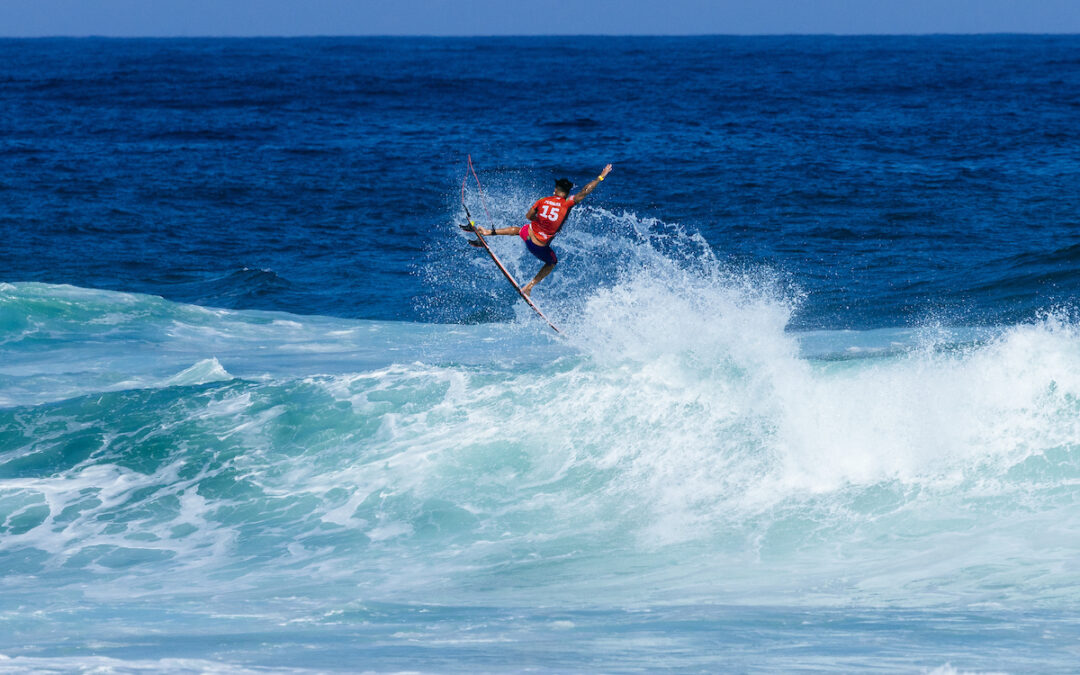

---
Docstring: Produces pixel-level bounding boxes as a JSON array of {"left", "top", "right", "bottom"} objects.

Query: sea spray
[
  {"left": 3, "top": 280, "right": 1078, "bottom": 612},
  {"left": 2, "top": 190, "right": 1078, "bottom": 661}
]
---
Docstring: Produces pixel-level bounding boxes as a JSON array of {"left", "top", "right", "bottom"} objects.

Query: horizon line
[{"left": 2, "top": 31, "right": 1079, "bottom": 39}]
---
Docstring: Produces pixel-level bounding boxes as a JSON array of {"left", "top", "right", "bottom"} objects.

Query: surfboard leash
[
  {"left": 465, "top": 154, "right": 495, "bottom": 234},
  {"left": 459, "top": 170, "right": 477, "bottom": 232}
]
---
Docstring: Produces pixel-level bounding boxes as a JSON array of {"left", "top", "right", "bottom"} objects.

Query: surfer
[{"left": 465, "top": 164, "right": 613, "bottom": 296}]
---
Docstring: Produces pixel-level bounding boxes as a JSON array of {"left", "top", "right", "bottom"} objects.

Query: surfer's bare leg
[
  {"left": 461, "top": 224, "right": 517, "bottom": 236},
  {"left": 522, "top": 263, "right": 555, "bottom": 296}
]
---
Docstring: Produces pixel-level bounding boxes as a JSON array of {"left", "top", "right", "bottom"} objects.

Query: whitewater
[{"left": 2, "top": 202, "right": 1079, "bottom": 672}]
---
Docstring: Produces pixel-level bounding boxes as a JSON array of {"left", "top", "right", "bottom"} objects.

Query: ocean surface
[{"left": 1, "top": 35, "right": 1079, "bottom": 673}]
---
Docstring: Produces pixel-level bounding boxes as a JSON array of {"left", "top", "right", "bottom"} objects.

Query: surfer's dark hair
[{"left": 555, "top": 178, "right": 573, "bottom": 193}]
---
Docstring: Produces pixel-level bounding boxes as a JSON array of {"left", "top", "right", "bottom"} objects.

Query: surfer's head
[{"left": 554, "top": 178, "right": 573, "bottom": 197}]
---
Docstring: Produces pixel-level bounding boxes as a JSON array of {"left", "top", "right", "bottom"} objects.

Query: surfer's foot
[
  {"left": 522, "top": 282, "right": 533, "bottom": 297},
  {"left": 459, "top": 223, "right": 476, "bottom": 232},
  {"left": 468, "top": 239, "right": 483, "bottom": 247}
]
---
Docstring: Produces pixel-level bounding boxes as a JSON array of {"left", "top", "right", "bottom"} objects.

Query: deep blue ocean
[{"left": 1, "top": 35, "right": 1079, "bottom": 673}]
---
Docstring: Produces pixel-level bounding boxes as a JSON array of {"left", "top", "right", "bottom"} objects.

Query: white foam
[
  {"left": 0, "top": 654, "right": 313, "bottom": 674},
  {"left": 925, "top": 665, "right": 1009, "bottom": 675},
  {"left": 162, "top": 358, "right": 234, "bottom": 387},
  {"left": 2, "top": 264, "right": 1078, "bottom": 612}
]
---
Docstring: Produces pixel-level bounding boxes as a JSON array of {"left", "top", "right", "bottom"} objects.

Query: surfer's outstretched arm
[{"left": 570, "top": 164, "right": 613, "bottom": 203}]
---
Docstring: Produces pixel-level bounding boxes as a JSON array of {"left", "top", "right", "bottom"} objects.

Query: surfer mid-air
[{"left": 463, "top": 163, "right": 613, "bottom": 296}]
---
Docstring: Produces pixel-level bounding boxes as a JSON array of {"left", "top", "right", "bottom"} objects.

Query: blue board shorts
[{"left": 519, "top": 225, "right": 558, "bottom": 265}]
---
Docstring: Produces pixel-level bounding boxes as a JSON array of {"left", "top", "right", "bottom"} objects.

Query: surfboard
[{"left": 465, "top": 228, "right": 560, "bottom": 334}]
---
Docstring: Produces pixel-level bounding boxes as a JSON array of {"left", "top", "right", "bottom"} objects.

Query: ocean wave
[{"left": 1, "top": 280, "right": 1078, "bottom": 610}]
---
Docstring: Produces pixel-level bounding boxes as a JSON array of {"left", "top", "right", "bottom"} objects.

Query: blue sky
[{"left": 2, "top": 0, "right": 1079, "bottom": 37}]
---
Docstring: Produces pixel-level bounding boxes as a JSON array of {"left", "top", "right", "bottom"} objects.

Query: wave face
[
  {"left": 3, "top": 264, "right": 1080, "bottom": 669},
  {"left": 5, "top": 187, "right": 1080, "bottom": 670}
]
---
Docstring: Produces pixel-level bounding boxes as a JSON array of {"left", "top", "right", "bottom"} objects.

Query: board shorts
[{"left": 520, "top": 224, "right": 557, "bottom": 265}]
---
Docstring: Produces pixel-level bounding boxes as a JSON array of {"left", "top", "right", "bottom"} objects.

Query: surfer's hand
[{"left": 600, "top": 164, "right": 612, "bottom": 179}]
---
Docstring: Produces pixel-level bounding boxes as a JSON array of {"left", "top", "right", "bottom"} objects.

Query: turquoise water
[{"left": 2, "top": 273, "right": 1079, "bottom": 671}]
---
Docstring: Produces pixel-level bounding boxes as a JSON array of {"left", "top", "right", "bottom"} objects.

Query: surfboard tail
[{"left": 472, "top": 232, "right": 560, "bottom": 334}]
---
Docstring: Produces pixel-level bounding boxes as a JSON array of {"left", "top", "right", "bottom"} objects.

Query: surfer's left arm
[{"left": 571, "top": 164, "right": 613, "bottom": 203}]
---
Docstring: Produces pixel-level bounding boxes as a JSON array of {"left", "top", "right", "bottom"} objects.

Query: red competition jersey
[{"left": 527, "top": 195, "right": 576, "bottom": 245}]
